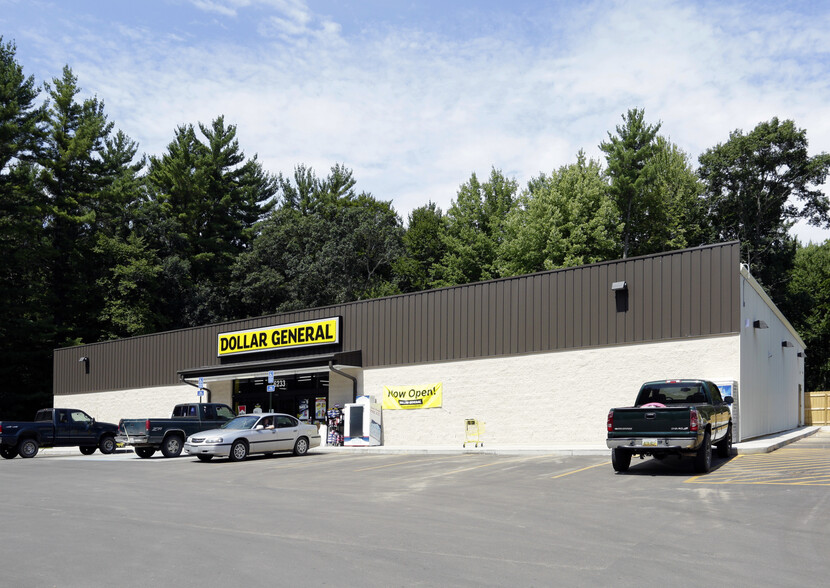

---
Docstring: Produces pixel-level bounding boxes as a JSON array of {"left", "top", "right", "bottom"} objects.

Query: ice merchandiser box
[{"left": 344, "top": 395, "right": 382, "bottom": 446}]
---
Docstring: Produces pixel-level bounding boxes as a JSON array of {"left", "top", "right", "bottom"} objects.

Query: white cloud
[{"left": 14, "top": 0, "right": 830, "bottom": 242}]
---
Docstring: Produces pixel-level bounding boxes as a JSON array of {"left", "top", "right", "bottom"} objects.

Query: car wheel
[
  {"left": 293, "top": 437, "right": 309, "bottom": 456},
  {"left": 611, "top": 447, "right": 631, "bottom": 472},
  {"left": 694, "top": 431, "right": 712, "bottom": 473},
  {"left": 0, "top": 446, "right": 18, "bottom": 459},
  {"left": 135, "top": 447, "right": 155, "bottom": 459},
  {"left": 79, "top": 446, "right": 97, "bottom": 455},
  {"left": 196, "top": 455, "right": 213, "bottom": 462},
  {"left": 18, "top": 438, "right": 39, "bottom": 459},
  {"left": 161, "top": 434, "right": 184, "bottom": 458},
  {"left": 99, "top": 435, "right": 116, "bottom": 455},
  {"left": 716, "top": 424, "right": 732, "bottom": 458},
  {"left": 229, "top": 440, "right": 248, "bottom": 462}
]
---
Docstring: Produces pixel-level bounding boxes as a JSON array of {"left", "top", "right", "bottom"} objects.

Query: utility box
[
  {"left": 713, "top": 380, "right": 739, "bottom": 441},
  {"left": 344, "top": 395, "right": 382, "bottom": 446}
]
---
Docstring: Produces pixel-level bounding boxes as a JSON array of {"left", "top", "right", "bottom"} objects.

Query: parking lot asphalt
[
  {"left": 4, "top": 427, "right": 829, "bottom": 587},
  {"left": 30, "top": 425, "right": 825, "bottom": 459}
]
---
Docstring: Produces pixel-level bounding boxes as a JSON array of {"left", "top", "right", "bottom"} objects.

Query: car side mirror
[{"left": 724, "top": 397, "right": 734, "bottom": 405}]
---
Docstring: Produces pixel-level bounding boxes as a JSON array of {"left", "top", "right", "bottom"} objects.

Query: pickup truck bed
[{"left": 606, "top": 380, "right": 733, "bottom": 473}]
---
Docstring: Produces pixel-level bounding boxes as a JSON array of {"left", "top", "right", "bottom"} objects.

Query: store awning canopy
[{"left": 178, "top": 350, "right": 362, "bottom": 382}]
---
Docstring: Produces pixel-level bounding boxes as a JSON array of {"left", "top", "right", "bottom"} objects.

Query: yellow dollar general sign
[
  {"left": 383, "top": 383, "right": 443, "bottom": 410},
  {"left": 218, "top": 317, "right": 340, "bottom": 357}
]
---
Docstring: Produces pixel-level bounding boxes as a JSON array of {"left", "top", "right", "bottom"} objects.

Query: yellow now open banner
[{"left": 383, "top": 383, "right": 443, "bottom": 410}]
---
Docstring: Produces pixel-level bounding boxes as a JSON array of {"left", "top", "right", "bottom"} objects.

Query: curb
[{"left": 733, "top": 426, "right": 822, "bottom": 455}]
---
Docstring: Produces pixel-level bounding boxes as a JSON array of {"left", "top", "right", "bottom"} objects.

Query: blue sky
[{"left": 2, "top": 0, "right": 829, "bottom": 243}]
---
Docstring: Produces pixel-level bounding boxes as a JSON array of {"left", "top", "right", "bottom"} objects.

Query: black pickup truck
[
  {"left": 115, "top": 403, "right": 236, "bottom": 458},
  {"left": 0, "top": 408, "right": 119, "bottom": 459},
  {"left": 606, "top": 379, "right": 733, "bottom": 473}
]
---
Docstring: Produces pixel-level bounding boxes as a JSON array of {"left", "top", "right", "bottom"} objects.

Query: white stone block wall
[
  {"left": 54, "top": 384, "right": 202, "bottom": 425},
  {"left": 362, "top": 335, "right": 741, "bottom": 447},
  {"left": 54, "top": 336, "right": 740, "bottom": 447}
]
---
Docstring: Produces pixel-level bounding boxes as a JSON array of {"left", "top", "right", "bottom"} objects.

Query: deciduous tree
[
  {"left": 699, "top": 117, "right": 830, "bottom": 298},
  {"left": 782, "top": 241, "right": 830, "bottom": 391},
  {"left": 498, "top": 151, "right": 618, "bottom": 275}
]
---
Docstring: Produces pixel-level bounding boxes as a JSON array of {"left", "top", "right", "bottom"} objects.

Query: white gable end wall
[{"left": 738, "top": 269, "right": 806, "bottom": 440}]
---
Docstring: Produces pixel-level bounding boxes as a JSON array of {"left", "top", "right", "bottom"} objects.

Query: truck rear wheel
[
  {"left": 1, "top": 446, "right": 18, "bottom": 459},
  {"left": 18, "top": 438, "right": 39, "bottom": 459},
  {"left": 694, "top": 431, "right": 712, "bottom": 473},
  {"left": 161, "top": 434, "right": 184, "bottom": 458},
  {"left": 135, "top": 447, "right": 155, "bottom": 458},
  {"left": 611, "top": 447, "right": 631, "bottom": 472},
  {"left": 79, "top": 446, "right": 97, "bottom": 455},
  {"left": 99, "top": 435, "right": 116, "bottom": 455}
]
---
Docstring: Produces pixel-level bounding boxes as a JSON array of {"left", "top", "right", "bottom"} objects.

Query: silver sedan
[{"left": 183, "top": 413, "right": 321, "bottom": 462}]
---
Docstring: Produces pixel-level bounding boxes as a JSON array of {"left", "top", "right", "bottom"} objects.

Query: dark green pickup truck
[
  {"left": 115, "top": 403, "right": 236, "bottom": 458},
  {"left": 606, "top": 379, "right": 733, "bottom": 473}
]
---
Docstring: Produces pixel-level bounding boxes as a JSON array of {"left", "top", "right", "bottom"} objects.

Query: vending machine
[{"left": 344, "top": 395, "right": 382, "bottom": 446}]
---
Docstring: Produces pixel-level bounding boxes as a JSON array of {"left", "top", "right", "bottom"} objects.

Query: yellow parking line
[
  {"left": 432, "top": 455, "right": 558, "bottom": 477},
  {"left": 354, "top": 455, "right": 458, "bottom": 472},
  {"left": 551, "top": 461, "right": 610, "bottom": 479}
]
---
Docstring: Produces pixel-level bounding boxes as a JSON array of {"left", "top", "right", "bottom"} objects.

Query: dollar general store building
[{"left": 53, "top": 241, "right": 805, "bottom": 446}]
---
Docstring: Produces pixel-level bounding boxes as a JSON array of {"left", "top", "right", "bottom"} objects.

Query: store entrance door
[{"left": 233, "top": 372, "right": 330, "bottom": 425}]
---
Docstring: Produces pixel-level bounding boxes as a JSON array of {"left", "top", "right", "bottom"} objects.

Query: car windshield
[{"left": 220, "top": 415, "right": 260, "bottom": 430}]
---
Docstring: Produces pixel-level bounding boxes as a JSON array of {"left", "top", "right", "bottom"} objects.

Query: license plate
[{"left": 642, "top": 439, "right": 658, "bottom": 447}]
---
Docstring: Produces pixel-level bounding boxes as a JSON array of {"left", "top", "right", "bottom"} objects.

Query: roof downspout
[
  {"left": 329, "top": 361, "right": 357, "bottom": 403},
  {"left": 180, "top": 375, "right": 211, "bottom": 403}
]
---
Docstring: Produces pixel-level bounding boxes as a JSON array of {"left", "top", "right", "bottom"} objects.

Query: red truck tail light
[
  {"left": 607, "top": 410, "right": 614, "bottom": 432},
  {"left": 690, "top": 409, "right": 699, "bottom": 432},
  {"left": 145, "top": 419, "right": 151, "bottom": 433}
]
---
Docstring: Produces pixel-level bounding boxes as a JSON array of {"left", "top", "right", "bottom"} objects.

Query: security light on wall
[
  {"left": 78, "top": 356, "right": 89, "bottom": 374},
  {"left": 753, "top": 320, "right": 769, "bottom": 329},
  {"left": 611, "top": 281, "right": 627, "bottom": 291},
  {"left": 781, "top": 341, "right": 794, "bottom": 348},
  {"left": 797, "top": 352, "right": 804, "bottom": 358}
]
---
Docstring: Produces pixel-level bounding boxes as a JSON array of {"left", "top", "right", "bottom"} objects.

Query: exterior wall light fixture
[
  {"left": 781, "top": 341, "right": 794, "bottom": 348},
  {"left": 78, "top": 356, "right": 90, "bottom": 374},
  {"left": 611, "top": 281, "right": 627, "bottom": 291},
  {"left": 753, "top": 320, "right": 769, "bottom": 329}
]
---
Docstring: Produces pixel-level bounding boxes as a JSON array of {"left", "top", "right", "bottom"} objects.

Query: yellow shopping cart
[{"left": 463, "top": 418, "right": 485, "bottom": 448}]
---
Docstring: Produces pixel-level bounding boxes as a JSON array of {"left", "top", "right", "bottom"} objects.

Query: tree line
[{"left": 2, "top": 37, "right": 830, "bottom": 417}]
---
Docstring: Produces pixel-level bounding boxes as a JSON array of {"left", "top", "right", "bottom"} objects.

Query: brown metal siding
[{"left": 54, "top": 242, "right": 742, "bottom": 395}]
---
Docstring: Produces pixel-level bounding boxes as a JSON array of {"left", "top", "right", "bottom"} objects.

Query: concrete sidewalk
[
  {"left": 29, "top": 425, "right": 825, "bottom": 458},
  {"left": 315, "top": 425, "right": 825, "bottom": 457}
]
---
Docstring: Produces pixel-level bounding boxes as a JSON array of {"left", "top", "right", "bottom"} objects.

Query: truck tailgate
[
  {"left": 120, "top": 419, "right": 147, "bottom": 436},
  {"left": 609, "top": 407, "right": 691, "bottom": 436}
]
